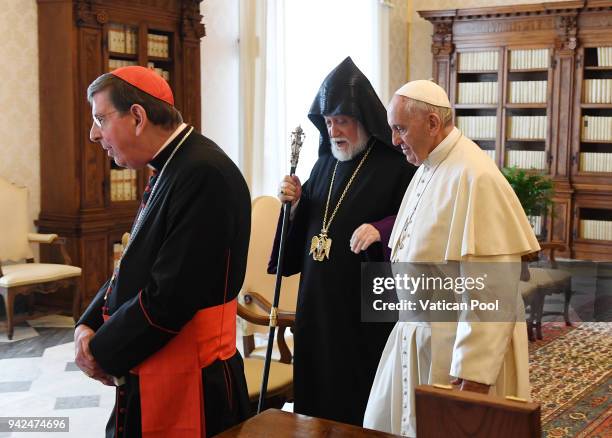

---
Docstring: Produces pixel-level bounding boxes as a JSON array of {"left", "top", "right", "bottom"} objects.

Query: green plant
[{"left": 502, "top": 166, "right": 554, "bottom": 216}]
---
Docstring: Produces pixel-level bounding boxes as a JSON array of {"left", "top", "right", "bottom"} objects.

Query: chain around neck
[{"left": 321, "top": 142, "right": 373, "bottom": 233}]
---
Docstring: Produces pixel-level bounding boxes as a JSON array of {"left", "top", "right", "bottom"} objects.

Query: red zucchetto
[{"left": 111, "top": 66, "right": 174, "bottom": 106}]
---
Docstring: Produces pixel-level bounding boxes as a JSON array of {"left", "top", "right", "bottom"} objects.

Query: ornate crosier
[{"left": 290, "top": 126, "right": 304, "bottom": 171}]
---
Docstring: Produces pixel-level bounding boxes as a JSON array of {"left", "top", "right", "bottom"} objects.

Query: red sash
[{"left": 103, "top": 299, "right": 237, "bottom": 438}]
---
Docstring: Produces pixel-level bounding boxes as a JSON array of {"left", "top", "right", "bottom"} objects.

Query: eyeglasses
[{"left": 92, "top": 110, "right": 119, "bottom": 128}]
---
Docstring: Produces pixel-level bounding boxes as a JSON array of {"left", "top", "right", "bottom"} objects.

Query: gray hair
[{"left": 405, "top": 98, "right": 453, "bottom": 127}]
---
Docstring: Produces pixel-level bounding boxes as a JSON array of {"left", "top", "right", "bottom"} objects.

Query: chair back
[
  {"left": 0, "top": 177, "right": 33, "bottom": 263},
  {"left": 240, "top": 196, "right": 299, "bottom": 333}
]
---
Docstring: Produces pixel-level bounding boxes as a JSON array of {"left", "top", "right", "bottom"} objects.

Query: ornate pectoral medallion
[{"left": 310, "top": 231, "right": 332, "bottom": 261}]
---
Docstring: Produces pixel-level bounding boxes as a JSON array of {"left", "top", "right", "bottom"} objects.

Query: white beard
[
  {"left": 329, "top": 121, "right": 371, "bottom": 161},
  {"left": 331, "top": 140, "right": 369, "bottom": 161}
]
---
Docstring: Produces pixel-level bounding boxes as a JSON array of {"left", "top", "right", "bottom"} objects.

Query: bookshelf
[
  {"left": 571, "top": 42, "right": 612, "bottom": 260},
  {"left": 452, "top": 49, "right": 501, "bottom": 162},
  {"left": 420, "top": 1, "right": 612, "bottom": 261},
  {"left": 36, "top": 0, "right": 205, "bottom": 312}
]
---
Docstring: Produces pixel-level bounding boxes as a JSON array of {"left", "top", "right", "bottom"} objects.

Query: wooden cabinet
[
  {"left": 36, "top": 0, "right": 205, "bottom": 313},
  {"left": 420, "top": 0, "right": 612, "bottom": 261}
]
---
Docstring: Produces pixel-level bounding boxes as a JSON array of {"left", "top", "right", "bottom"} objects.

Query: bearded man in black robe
[{"left": 269, "top": 57, "right": 416, "bottom": 425}]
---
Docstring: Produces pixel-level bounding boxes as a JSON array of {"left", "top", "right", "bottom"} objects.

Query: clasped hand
[{"left": 74, "top": 325, "right": 115, "bottom": 386}]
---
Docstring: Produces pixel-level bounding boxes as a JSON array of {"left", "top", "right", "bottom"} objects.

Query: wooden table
[{"left": 215, "top": 409, "right": 401, "bottom": 437}]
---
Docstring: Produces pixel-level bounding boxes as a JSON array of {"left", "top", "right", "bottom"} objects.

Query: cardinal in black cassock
[
  {"left": 269, "top": 57, "right": 416, "bottom": 425},
  {"left": 77, "top": 66, "right": 251, "bottom": 438}
]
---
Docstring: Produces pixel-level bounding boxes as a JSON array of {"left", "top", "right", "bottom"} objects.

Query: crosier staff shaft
[{"left": 258, "top": 126, "right": 304, "bottom": 414}]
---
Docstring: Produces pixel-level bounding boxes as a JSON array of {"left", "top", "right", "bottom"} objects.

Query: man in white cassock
[{"left": 363, "top": 80, "right": 541, "bottom": 437}]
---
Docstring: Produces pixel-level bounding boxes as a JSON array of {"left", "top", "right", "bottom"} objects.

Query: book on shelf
[
  {"left": 108, "top": 24, "right": 137, "bottom": 54},
  {"left": 458, "top": 51, "right": 498, "bottom": 71},
  {"left": 579, "top": 152, "right": 612, "bottom": 173},
  {"left": 505, "top": 150, "right": 547, "bottom": 170},
  {"left": 582, "top": 116, "right": 612, "bottom": 141},
  {"left": 110, "top": 169, "right": 137, "bottom": 201},
  {"left": 583, "top": 79, "right": 612, "bottom": 104},
  {"left": 507, "top": 116, "right": 547, "bottom": 140},
  {"left": 527, "top": 215, "right": 543, "bottom": 236},
  {"left": 147, "top": 34, "right": 169, "bottom": 58},
  {"left": 108, "top": 24, "right": 124, "bottom": 53},
  {"left": 509, "top": 48, "right": 549, "bottom": 70},
  {"left": 508, "top": 81, "right": 547, "bottom": 104},
  {"left": 596, "top": 47, "right": 612, "bottom": 67},
  {"left": 113, "top": 243, "right": 124, "bottom": 269},
  {"left": 456, "top": 116, "right": 497, "bottom": 139},
  {"left": 580, "top": 219, "right": 612, "bottom": 241},
  {"left": 146, "top": 62, "right": 170, "bottom": 82},
  {"left": 457, "top": 82, "right": 498, "bottom": 104},
  {"left": 109, "top": 59, "right": 138, "bottom": 71}
]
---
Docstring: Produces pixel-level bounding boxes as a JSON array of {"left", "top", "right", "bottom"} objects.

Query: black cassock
[
  {"left": 270, "top": 140, "right": 414, "bottom": 425},
  {"left": 78, "top": 126, "right": 251, "bottom": 438}
]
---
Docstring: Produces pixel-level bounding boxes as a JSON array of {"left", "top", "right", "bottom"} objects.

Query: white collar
[
  {"left": 148, "top": 122, "right": 188, "bottom": 169},
  {"left": 422, "top": 127, "right": 461, "bottom": 169}
]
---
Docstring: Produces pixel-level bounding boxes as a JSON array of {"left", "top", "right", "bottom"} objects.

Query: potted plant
[{"left": 502, "top": 166, "right": 554, "bottom": 237}]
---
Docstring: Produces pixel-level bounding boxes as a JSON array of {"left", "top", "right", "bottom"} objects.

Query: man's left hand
[
  {"left": 350, "top": 223, "right": 381, "bottom": 253},
  {"left": 451, "top": 378, "right": 490, "bottom": 394},
  {"left": 74, "top": 325, "right": 115, "bottom": 386}
]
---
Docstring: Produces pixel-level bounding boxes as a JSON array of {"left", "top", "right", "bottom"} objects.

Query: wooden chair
[
  {"left": 238, "top": 294, "right": 295, "bottom": 413},
  {"left": 239, "top": 196, "right": 299, "bottom": 357},
  {"left": 237, "top": 196, "right": 300, "bottom": 413},
  {"left": 520, "top": 243, "right": 572, "bottom": 340},
  {"left": 0, "top": 177, "right": 81, "bottom": 340}
]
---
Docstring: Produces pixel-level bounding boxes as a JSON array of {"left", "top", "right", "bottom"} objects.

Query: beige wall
[
  {"left": 389, "top": 0, "right": 410, "bottom": 96},
  {"left": 0, "top": 0, "right": 39, "bottom": 229},
  {"left": 408, "top": 0, "right": 561, "bottom": 81}
]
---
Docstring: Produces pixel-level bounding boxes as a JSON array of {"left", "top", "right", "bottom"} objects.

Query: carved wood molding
[
  {"left": 431, "top": 19, "right": 453, "bottom": 56},
  {"left": 4, "top": 277, "right": 79, "bottom": 297},
  {"left": 420, "top": 2, "right": 584, "bottom": 38},
  {"left": 181, "top": 0, "right": 205, "bottom": 40},
  {"left": 555, "top": 14, "right": 578, "bottom": 51},
  {"left": 75, "top": 0, "right": 107, "bottom": 28},
  {"left": 419, "top": 2, "right": 584, "bottom": 21}
]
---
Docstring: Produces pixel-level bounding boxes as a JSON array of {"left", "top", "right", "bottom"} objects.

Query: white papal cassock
[{"left": 363, "top": 127, "right": 540, "bottom": 437}]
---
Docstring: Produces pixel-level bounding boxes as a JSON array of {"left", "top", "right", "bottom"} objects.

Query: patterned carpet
[
  {"left": 0, "top": 317, "right": 609, "bottom": 437},
  {"left": 530, "top": 322, "right": 612, "bottom": 437}
]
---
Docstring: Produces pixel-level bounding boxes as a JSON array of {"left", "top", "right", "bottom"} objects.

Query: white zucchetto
[{"left": 395, "top": 80, "right": 452, "bottom": 108}]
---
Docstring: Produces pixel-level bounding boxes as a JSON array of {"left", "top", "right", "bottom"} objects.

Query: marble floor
[
  {"left": 0, "top": 315, "right": 293, "bottom": 437},
  {"left": 0, "top": 316, "right": 114, "bottom": 437}
]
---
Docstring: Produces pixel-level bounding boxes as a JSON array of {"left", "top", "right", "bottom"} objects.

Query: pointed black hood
[{"left": 308, "top": 57, "right": 393, "bottom": 156}]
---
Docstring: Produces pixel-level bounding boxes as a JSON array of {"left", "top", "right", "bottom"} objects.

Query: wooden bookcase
[
  {"left": 36, "top": 0, "right": 205, "bottom": 313},
  {"left": 420, "top": 0, "right": 612, "bottom": 261}
]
